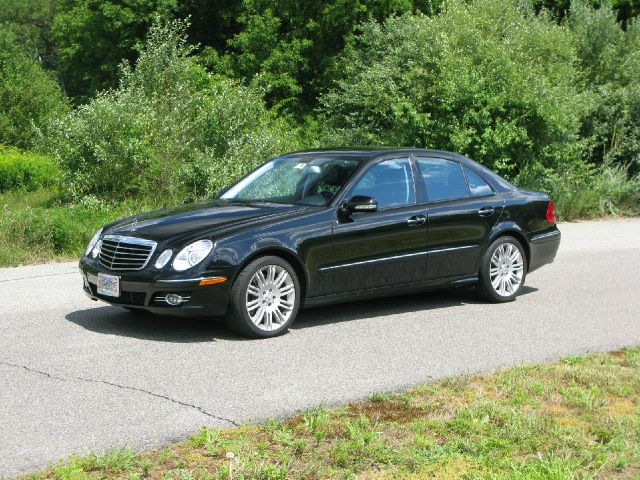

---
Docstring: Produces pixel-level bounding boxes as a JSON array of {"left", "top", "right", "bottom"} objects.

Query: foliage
[
  {"left": 0, "top": 189, "right": 148, "bottom": 267},
  {"left": 0, "top": 0, "right": 57, "bottom": 69},
  {"left": 51, "top": 0, "right": 177, "bottom": 102},
  {"left": 517, "top": 160, "right": 640, "bottom": 218},
  {"left": 47, "top": 19, "right": 299, "bottom": 203},
  {"left": 0, "top": 146, "right": 60, "bottom": 192},
  {"left": 570, "top": 1, "right": 640, "bottom": 173},
  {"left": 0, "top": 28, "right": 68, "bottom": 149},
  {"left": 216, "top": 0, "right": 443, "bottom": 114},
  {"left": 22, "top": 347, "right": 640, "bottom": 479},
  {"left": 320, "top": 0, "right": 588, "bottom": 179},
  {"left": 532, "top": 0, "right": 640, "bottom": 23}
]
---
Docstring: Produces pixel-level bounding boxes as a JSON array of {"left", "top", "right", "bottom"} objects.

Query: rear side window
[
  {"left": 464, "top": 166, "right": 493, "bottom": 197},
  {"left": 416, "top": 158, "right": 469, "bottom": 202}
]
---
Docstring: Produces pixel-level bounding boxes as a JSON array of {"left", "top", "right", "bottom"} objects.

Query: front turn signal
[{"left": 199, "top": 276, "right": 228, "bottom": 286}]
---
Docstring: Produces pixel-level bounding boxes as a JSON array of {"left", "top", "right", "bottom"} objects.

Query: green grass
[
  {"left": 18, "top": 347, "right": 640, "bottom": 480},
  {"left": 0, "top": 146, "right": 60, "bottom": 193},
  {"left": 0, "top": 189, "right": 153, "bottom": 267}
]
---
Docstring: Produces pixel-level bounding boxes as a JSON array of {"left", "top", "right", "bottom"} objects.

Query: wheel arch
[
  {"left": 233, "top": 247, "right": 309, "bottom": 301},
  {"left": 485, "top": 225, "right": 531, "bottom": 270}
]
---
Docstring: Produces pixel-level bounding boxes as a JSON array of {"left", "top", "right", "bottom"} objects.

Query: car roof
[
  {"left": 282, "top": 147, "right": 468, "bottom": 159},
  {"left": 280, "top": 148, "right": 516, "bottom": 192}
]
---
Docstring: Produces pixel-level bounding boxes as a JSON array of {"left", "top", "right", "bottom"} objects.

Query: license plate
[{"left": 97, "top": 273, "right": 120, "bottom": 297}]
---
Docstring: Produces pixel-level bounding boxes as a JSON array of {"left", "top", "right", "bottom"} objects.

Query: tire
[
  {"left": 225, "top": 256, "right": 301, "bottom": 338},
  {"left": 477, "top": 236, "right": 527, "bottom": 303}
]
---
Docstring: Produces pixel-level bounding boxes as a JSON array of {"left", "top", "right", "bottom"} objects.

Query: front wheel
[
  {"left": 477, "top": 236, "right": 527, "bottom": 302},
  {"left": 226, "top": 256, "right": 300, "bottom": 338}
]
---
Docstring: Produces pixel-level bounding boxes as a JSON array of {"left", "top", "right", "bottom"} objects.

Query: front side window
[
  {"left": 221, "top": 155, "right": 361, "bottom": 205},
  {"left": 416, "top": 157, "right": 469, "bottom": 202},
  {"left": 350, "top": 158, "right": 415, "bottom": 209}
]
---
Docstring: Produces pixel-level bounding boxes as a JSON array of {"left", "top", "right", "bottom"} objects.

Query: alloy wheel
[
  {"left": 245, "top": 264, "right": 296, "bottom": 331},
  {"left": 489, "top": 242, "right": 524, "bottom": 297}
]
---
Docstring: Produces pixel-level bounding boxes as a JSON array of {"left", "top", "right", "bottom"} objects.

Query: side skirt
[{"left": 302, "top": 275, "right": 478, "bottom": 309}]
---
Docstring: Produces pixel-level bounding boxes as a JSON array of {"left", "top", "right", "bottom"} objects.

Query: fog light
[{"left": 165, "top": 293, "right": 185, "bottom": 306}]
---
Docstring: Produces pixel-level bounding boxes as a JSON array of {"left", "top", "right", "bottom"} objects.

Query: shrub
[
  {"left": 516, "top": 160, "right": 640, "bottom": 219},
  {"left": 0, "top": 28, "right": 69, "bottom": 149},
  {"left": 0, "top": 145, "right": 60, "bottom": 192},
  {"left": 569, "top": 1, "right": 640, "bottom": 173},
  {"left": 319, "top": 0, "right": 588, "bottom": 179},
  {"left": 46, "top": 19, "right": 300, "bottom": 203}
]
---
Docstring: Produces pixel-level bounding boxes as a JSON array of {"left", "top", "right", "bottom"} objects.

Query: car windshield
[{"left": 220, "top": 155, "right": 362, "bottom": 206}]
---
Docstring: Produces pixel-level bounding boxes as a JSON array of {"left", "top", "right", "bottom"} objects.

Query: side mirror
[{"left": 342, "top": 195, "right": 378, "bottom": 213}]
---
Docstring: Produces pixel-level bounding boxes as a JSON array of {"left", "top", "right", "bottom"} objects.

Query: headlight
[
  {"left": 91, "top": 239, "right": 102, "bottom": 258},
  {"left": 154, "top": 249, "right": 173, "bottom": 269},
  {"left": 85, "top": 228, "right": 103, "bottom": 256},
  {"left": 172, "top": 240, "right": 213, "bottom": 272}
]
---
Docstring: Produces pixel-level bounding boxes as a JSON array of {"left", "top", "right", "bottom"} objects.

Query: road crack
[{"left": 0, "top": 360, "right": 240, "bottom": 426}]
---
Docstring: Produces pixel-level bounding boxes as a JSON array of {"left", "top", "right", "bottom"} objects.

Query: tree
[
  {"left": 0, "top": 29, "right": 68, "bottom": 148},
  {"left": 0, "top": 0, "right": 57, "bottom": 70},
  {"left": 532, "top": 0, "right": 640, "bottom": 24},
  {"left": 51, "top": 0, "right": 176, "bottom": 102},
  {"left": 47, "top": 20, "right": 298, "bottom": 201},
  {"left": 218, "top": 0, "right": 443, "bottom": 114},
  {"left": 320, "top": 0, "right": 586, "bottom": 178}
]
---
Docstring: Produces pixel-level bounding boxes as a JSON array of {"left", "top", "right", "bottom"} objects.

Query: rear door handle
[
  {"left": 407, "top": 214, "right": 427, "bottom": 226},
  {"left": 478, "top": 206, "right": 495, "bottom": 217}
]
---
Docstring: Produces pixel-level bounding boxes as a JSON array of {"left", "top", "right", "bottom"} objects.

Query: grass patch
[
  {"left": 0, "top": 146, "right": 60, "bottom": 193},
  {"left": 18, "top": 347, "right": 640, "bottom": 479},
  {"left": 0, "top": 189, "right": 154, "bottom": 267}
]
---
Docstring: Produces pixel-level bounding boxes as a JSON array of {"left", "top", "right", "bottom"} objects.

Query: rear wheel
[
  {"left": 477, "top": 236, "right": 527, "bottom": 302},
  {"left": 226, "top": 256, "right": 300, "bottom": 338}
]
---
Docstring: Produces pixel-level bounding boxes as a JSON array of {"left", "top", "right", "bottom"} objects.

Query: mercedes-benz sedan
[{"left": 79, "top": 149, "right": 561, "bottom": 338}]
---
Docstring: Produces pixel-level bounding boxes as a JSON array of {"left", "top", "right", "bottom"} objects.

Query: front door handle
[
  {"left": 478, "top": 206, "right": 495, "bottom": 217},
  {"left": 407, "top": 214, "right": 427, "bottom": 226}
]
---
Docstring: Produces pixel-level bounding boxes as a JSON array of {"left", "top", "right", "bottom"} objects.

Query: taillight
[{"left": 546, "top": 199, "right": 556, "bottom": 224}]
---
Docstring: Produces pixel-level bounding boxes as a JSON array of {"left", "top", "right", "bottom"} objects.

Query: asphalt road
[{"left": 1, "top": 218, "right": 639, "bottom": 476}]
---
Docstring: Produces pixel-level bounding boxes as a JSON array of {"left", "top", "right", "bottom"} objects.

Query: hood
[{"left": 104, "top": 200, "right": 310, "bottom": 244}]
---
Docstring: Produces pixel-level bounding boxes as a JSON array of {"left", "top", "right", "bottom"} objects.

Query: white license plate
[{"left": 97, "top": 273, "right": 120, "bottom": 297}]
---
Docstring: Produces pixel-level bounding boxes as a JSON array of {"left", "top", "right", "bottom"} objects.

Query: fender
[{"left": 217, "top": 236, "right": 310, "bottom": 297}]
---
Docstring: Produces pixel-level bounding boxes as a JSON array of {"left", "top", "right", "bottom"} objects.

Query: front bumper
[{"left": 79, "top": 257, "right": 231, "bottom": 317}]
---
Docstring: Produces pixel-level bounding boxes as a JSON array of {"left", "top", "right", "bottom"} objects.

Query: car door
[
  {"left": 329, "top": 156, "right": 429, "bottom": 293},
  {"left": 414, "top": 156, "right": 504, "bottom": 280}
]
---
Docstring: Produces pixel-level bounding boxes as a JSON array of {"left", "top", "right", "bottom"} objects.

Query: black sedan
[{"left": 80, "top": 148, "right": 561, "bottom": 338}]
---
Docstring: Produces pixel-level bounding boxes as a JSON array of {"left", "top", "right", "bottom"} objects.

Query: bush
[
  {"left": 0, "top": 28, "right": 69, "bottom": 149},
  {"left": 516, "top": 160, "right": 640, "bottom": 219},
  {"left": 0, "top": 145, "right": 60, "bottom": 192},
  {"left": 320, "top": 0, "right": 587, "bottom": 179},
  {"left": 569, "top": 1, "right": 640, "bottom": 173},
  {"left": 46, "top": 19, "right": 301, "bottom": 203}
]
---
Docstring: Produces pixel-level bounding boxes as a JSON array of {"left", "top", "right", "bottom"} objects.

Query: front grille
[{"left": 98, "top": 235, "right": 157, "bottom": 271}]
